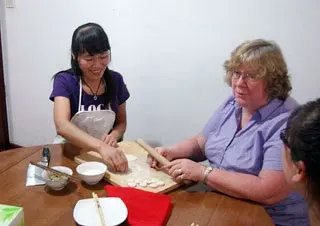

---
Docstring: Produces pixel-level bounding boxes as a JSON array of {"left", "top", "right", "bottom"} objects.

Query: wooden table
[{"left": 0, "top": 145, "right": 274, "bottom": 226}]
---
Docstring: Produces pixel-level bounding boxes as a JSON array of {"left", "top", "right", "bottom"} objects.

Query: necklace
[{"left": 82, "top": 78, "right": 103, "bottom": 100}]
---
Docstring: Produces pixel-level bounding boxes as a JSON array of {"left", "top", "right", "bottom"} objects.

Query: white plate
[{"left": 73, "top": 197, "right": 128, "bottom": 226}]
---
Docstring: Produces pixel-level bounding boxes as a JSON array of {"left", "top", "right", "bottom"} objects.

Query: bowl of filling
[
  {"left": 42, "top": 166, "right": 73, "bottom": 190},
  {"left": 76, "top": 162, "right": 107, "bottom": 185}
]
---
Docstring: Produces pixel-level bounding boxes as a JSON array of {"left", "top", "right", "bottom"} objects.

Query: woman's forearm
[
  {"left": 110, "top": 122, "right": 126, "bottom": 140},
  {"left": 206, "top": 168, "right": 289, "bottom": 205},
  {"left": 168, "top": 135, "right": 206, "bottom": 161},
  {"left": 56, "top": 121, "right": 104, "bottom": 153}
]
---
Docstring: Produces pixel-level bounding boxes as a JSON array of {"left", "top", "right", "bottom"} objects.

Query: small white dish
[
  {"left": 42, "top": 166, "right": 73, "bottom": 190},
  {"left": 76, "top": 162, "right": 107, "bottom": 185},
  {"left": 73, "top": 197, "right": 128, "bottom": 226}
]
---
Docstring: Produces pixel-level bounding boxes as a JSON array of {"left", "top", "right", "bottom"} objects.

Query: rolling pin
[
  {"left": 136, "top": 139, "right": 170, "bottom": 166},
  {"left": 136, "top": 138, "right": 192, "bottom": 185}
]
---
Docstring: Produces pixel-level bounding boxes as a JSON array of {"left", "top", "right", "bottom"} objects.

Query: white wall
[{"left": 2, "top": 0, "right": 320, "bottom": 146}]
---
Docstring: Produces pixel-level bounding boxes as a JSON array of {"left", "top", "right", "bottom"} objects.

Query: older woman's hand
[
  {"left": 147, "top": 147, "right": 174, "bottom": 169},
  {"left": 163, "top": 159, "right": 206, "bottom": 182}
]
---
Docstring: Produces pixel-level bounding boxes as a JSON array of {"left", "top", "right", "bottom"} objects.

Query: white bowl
[
  {"left": 42, "top": 166, "right": 73, "bottom": 191},
  {"left": 76, "top": 162, "right": 107, "bottom": 185}
]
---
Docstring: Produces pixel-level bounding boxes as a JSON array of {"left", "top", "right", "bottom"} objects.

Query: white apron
[{"left": 53, "top": 79, "right": 116, "bottom": 144}]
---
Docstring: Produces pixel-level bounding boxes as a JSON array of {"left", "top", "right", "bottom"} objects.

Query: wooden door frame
[{"left": 0, "top": 26, "right": 10, "bottom": 150}]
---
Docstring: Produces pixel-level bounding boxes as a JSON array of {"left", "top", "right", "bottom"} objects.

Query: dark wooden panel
[
  {"left": 0, "top": 26, "right": 9, "bottom": 150},
  {"left": 9, "top": 143, "right": 23, "bottom": 149}
]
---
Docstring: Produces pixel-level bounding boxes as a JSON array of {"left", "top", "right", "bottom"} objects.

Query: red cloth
[{"left": 104, "top": 185, "right": 172, "bottom": 226}]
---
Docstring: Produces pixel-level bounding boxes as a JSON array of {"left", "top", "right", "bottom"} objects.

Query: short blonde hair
[{"left": 223, "top": 39, "right": 292, "bottom": 100}]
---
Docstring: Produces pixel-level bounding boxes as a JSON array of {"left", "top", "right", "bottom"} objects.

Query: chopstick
[
  {"left": 29, "top": 161, "right": 78, "bottom": 181},
  {"left": 92, "top": 192, "right": 106, "bottom": 226}
]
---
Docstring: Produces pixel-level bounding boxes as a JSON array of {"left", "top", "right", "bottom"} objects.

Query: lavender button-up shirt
[{"left": 203, "top": 96, "right": 309, "bottom": 226}]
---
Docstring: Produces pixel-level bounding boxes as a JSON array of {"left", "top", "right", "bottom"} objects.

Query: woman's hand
[
  {"left": 98, "top": 143, "right": 128, "bottom": 173},
  {"left": 147, "top": 147, "right": 174, "bottom": 169},
  {"left": 163, "top": 159, "right": 206, "bottom": 182},
  {"left": 102, "top": 133, "right": 119, "bottom": 147}
]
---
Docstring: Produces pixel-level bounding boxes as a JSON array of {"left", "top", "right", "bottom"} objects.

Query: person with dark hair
[
  {"left": 281, "top": 98, "right": 320, "bottom": 225},
  {"left": 49, "top": 23, "right": 129, "bottom": 172}
]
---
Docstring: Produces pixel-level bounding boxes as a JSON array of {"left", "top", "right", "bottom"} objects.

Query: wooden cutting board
[{"left": 74, "top": 141, "right": 182, "bottom": 194}]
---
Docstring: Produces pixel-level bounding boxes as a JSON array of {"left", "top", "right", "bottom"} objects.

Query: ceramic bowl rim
[{"left": 76, "top": 161, "right": 107, "bottom": 176}]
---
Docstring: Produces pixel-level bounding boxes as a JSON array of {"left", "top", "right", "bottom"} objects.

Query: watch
[{"left": 202, "top": 166, "right": 213, "bottom": 184}]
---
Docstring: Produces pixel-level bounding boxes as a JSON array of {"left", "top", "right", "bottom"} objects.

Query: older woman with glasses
[
  {"left": 148, "top": 39, "right": 309, "bottom": 225},
  {"left": 281, "top": 98, "right": 320, "bottom": 226}
]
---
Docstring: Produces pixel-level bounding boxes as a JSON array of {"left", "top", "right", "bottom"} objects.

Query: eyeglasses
[{"left": 231, "top": 71, "right": 260, "bottom": 83}]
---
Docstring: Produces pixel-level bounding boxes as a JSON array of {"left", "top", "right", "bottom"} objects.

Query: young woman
[{"left": 50, "top": 23, "right": 129, "bottom": 172}]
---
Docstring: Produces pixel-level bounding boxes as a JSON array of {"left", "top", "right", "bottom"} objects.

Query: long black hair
[
  {"left": 281, "top": 98, "right": 320, "bottom": 208},
  {"left": 55, "top": 22, "right": 115, "bottom": 107}
]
